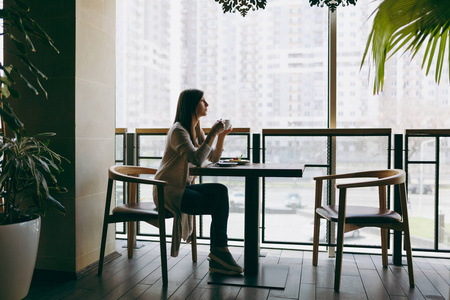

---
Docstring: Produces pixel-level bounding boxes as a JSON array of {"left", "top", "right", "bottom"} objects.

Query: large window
[
  {"left": 116, "top": 0, "right": 328, "bottom": 132},
  {"left": 117, "top": 0, "right": 450, "bottom": 133},
  {"left": 116, "top": 1, "right": 450, "bottom": 252},
  {"left": 337, "top": 0, "right": 450, "bottom": 132}
]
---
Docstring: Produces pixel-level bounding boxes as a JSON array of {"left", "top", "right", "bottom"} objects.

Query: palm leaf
[{"left": 362, "top": 0, "right": 450, "bottom": 94}]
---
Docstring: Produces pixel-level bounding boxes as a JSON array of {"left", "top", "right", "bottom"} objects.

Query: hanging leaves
[
  {"left": 362, "top": 0, "right": 450, "bottom": 94},
  {"left": 215, "top": 0, "right": 267, "bottom": 17}
]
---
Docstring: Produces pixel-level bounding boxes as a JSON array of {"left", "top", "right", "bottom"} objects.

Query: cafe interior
[{"left": 1, "top": 0, "right": 450, "bottom": 299}]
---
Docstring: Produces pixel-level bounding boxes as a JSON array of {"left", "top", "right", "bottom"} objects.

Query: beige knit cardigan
[{"left": 153, "top": 122, "right": 222, "bottom": 257}]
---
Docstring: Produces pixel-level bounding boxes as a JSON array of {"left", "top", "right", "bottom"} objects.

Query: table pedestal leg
[
  {"left": 244, "top": 176, "right": 259, "bottom": 275},
  {"left": 208, "top": 176, "right": 289, "bottom": 289}
]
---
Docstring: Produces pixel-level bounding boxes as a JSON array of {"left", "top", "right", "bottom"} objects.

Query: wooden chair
[
  {"left": 98, "top": 165, "right": 198, "bottom": 286},
  {"left": 312, "top": 169, "right": 414, "bottom": 292}
]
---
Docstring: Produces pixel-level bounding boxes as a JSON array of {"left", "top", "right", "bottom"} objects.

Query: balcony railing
[
  {"left": 405, "top": 130, "right": 450, "bottom": 252},
  {"left": 114, "top": 128, "right": 450, "bottom": 254},
  {"left": 261, "top": 128, "right": 392, "bottom": 250}
]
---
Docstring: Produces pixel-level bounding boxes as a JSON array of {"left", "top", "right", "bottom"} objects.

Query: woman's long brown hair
[{"left": 174, "top": 89, "right": 205, "bottom": 146}]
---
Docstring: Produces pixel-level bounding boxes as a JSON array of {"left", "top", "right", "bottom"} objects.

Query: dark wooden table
[{"left": 190, "top": 162, "right": 305, "bottom": 289}]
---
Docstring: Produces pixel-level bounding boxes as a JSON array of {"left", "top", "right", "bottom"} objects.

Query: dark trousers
[{"left": 180, "top": 183, "right": 229, "bottom": 248}]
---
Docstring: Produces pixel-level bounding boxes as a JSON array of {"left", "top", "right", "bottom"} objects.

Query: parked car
[
  {"left": 230, "top": 191, "right": 245, "bottom": 212},
  {"left": 285, "top": 193, "right": 302, "bottom": 209},
  {"left": 408, "top": 183, "right": 432, "bottom": 194}
]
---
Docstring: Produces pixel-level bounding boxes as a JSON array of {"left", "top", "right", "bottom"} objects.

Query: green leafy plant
[
  {"left": 362, "top": 0, "right": 450, "bottom": 94},
  {"left": 0, "top": 132, "right": 67, "bottom": 225},
  {"left": 0, "top": 0, "right": 66, "bottom": 224},
  {"left": 1, "top": 0, "right": 59, "bottom": 131}
]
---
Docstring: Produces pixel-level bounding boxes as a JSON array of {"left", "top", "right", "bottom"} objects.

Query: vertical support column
[
  {"left": 328, "top": 135, "right": 336, "bottom": 258},
  {"left": 125, "top": 132, "right": 138, "bottom": 249},
  {"left": 253, "top": 133, "right": 261, "bottom": 163},
  {"left": 125, "top": 133, "right": 136, "bottom": 166},
  {"left": 393, "top": 134, "right": 403, "bottom": 265},
  {"left": 327, "top": 9, "right": 337, "bottom": 258},
  {"left": 435, "top": 136, "right": 440, "bottom": 250},
  {"left": 328, "top": 10, "right": 337, "bottom": 129}
]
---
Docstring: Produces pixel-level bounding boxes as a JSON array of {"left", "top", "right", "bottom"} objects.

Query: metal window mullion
[
  {"left": 393, "top": 134, "right": 403, "bottom": 265},
  {"left": 256, "top": 133, "right": 267, "bottom": 243},
  {"left": 327, "top": 5, "right": 337, "bottom": 256},
  {"left": 405, "top": 134, "right": 409, "bottom": 187},
  {"left": 386, "top": 134, "right": 392, "bottom": 251},
  {"left": 435, "top": 136, "right": 440, "bottom": 250},
  {"left": 247, "top": 133, "right": 251, "bottom": 160},
  {"left": 328, "top": 10, "right": 337, "bottom": 129},
  {"left": 262, "top": 174, "right": 266, "bottom": 243},
  {"left": 126, "top": 133, "right": 136, "bottom": 166},
  {"left": 330, "top": 136, "right": 337, "bottom": 254}
]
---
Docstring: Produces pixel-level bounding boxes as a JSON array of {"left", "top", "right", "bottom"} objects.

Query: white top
[{"left": 153, "top": 122, "right": 222, "bottom": 256}]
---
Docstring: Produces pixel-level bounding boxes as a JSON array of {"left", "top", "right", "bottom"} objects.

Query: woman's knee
[
  {"left": 215, "top": 183, "right": 228, "bottom": 195},
  {"left": 208, "top": 183, "right": 229, "bottom": 206},
  {"left": 215, "top": 184, "right": 229, "bottom": 200}
]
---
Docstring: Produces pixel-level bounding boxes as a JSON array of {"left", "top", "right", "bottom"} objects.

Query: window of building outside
[{"left": 116, "top": 1, "right": 450, "bottom": 251}]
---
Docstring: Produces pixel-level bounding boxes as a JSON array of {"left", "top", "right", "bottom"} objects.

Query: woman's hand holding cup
[
  {"left": 220, "top": 119, "right": 232, "bottom": 136},
  {"left": 211, "top": 119, "right": 232, "bottom": 136},
  {"left": 211, "top": 119, "right": 225, "bottom": 136}
]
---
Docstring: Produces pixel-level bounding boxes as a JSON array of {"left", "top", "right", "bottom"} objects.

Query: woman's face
[{"left": 195, "top": 97, "right": 209, "bottom": 118}]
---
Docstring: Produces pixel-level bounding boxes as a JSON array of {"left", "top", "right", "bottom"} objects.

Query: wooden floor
[{"left": 26, "top": 240, "right": 450, "bottom": 300}]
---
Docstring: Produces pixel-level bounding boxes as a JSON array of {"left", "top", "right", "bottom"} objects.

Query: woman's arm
[
  {"left": 209, "top": 126, "right": 233, "bottom": 162},
  {"left": 215, "top": 126, "right": 232, "bottom": 152},
  {"left": 170, "top": 122, "right": 223, "bottom": 166}
]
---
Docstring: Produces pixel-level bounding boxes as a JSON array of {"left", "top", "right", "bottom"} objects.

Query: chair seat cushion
[
  {"left": 113, "top": 202, "right": 174, "bottom": 219},
  {"left": 316, "top": 205, "right": 401, "bottom": 223}
]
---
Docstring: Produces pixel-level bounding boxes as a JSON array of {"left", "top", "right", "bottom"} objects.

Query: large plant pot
[{"left": 0, "top": 215, "right": 41, "bottom": 300}]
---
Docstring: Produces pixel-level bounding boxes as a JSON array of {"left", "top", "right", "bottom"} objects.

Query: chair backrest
[
  {"left": 109, "top": 165, "right": 162, "bottom": 183},
  {"left": 109, "top": 166, "right": 166, "bottom": 193},
  {"left": 335, "top": 169, "right": 407, "bottom": 211},
  {"left": 108, "top": 165, "right": 167, "bottom": 206},
  {"left": 334, "top": 169, "right": 405, "bottom": 189},
  {"left": 314, "top": 169, "right": 408, "bottom": 213}
]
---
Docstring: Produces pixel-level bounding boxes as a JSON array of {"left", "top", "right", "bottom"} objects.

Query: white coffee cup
[{"left": 224, "top": 119, "right": 231, "bottom": 130}]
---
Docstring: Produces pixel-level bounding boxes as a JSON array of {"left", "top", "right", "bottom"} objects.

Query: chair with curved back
[
  {"left": 312, "top": 169, "right": 414, "bottom": 292},
  {"left": 98, "top": 165, "right": 198, "bottom": 286}
]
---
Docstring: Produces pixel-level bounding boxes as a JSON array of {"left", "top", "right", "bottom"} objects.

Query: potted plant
[
  {"left": 362, "top": 0, "right": 450, "bottom": 93},
  {"left": 0, "top": 130, "right": 67, "bottom": 299},
  {"left": 0, "top": 1, "right": 66, "bottom": 299}
]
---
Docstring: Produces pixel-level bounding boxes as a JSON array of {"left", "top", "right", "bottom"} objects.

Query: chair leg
[
  {"left": 312, "top": 213, "right": 321, "bottom": 266},
  {"left": 399, "top": 182, "right": 414, "bottom": 287},
  {"left": 98, "top": 179, "right": 114, "bottom": 276},
  {"left": 191, "top": 215, "right": 197, "bottom": 262},
  {"left": 404, "top": 226, "right": 415, "bottom": 287},
  {"left": 127, "top": 221, "right": 136, "bottom": 259},
  {"left": 334, "top": 222, "right": 345, "bottom": 292},
  {"left": 381, "top": 228, "right": 388, "bottom": 267},
  {"left": 158, "top": 218, "right": 168, "bottom": 286},
  {"left": 98, "top": 219, "right": 109, "bottom": 275},
  {"left": 313, "top": 179, "right": 323, "bottom": 266}
]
